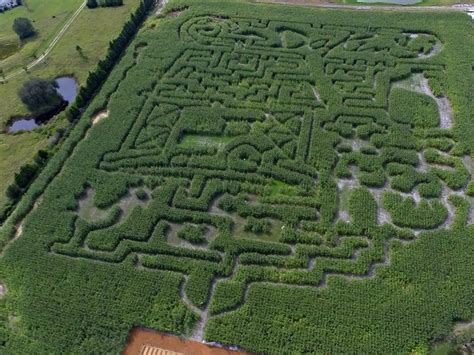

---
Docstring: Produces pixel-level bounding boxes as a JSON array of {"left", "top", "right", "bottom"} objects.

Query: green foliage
[
  {"left": 88, "top": 0, "right": 123, "bottom": 8},
  {"left": 209, "top": 281, "right": 245, "bottom": 315},
  {"left": 383, "top": 192, "right": 447, "bottom": 229},
  {"left": 18, "top": 78, "right": 63, "bottom": 115},
  {"left": 389, "top": 88, "right": 439, "bottom": 128},
  {"left": 0, "top": 1, "right": 472, "bottom": 354},
  {"left": 135, "top": 188, "right": 148, "bottom": 201},
  {"left": 244, "top": 217, "right": 272, "bottom": 234},
  {"left": 177, "top": 224, "right": 207, "bottom": 244},
  {"left": 348, "top": 187, "right": 376, "bottom": 230},
  {"left": 12, "top": 17, "right": 36, "bottom": 40}
]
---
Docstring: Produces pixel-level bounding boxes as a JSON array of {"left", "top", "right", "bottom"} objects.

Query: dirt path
[
  {"left": 156, "top": 0, "right": 171, "bottom": 15},
  {"left": 0, "top": 1, "right": 87, "bottom": 83},
  {"left": 179, "top": 257, "right": 240, "bottom": 342},
  {"left": 392, "top": 74, "right": 453, "bottom": 129},
  {"left": 254, "top": 0, "right": 474, "bottom": 13},
  {"left": 91, "top": 110, "right": 109, "bottom": 125}
]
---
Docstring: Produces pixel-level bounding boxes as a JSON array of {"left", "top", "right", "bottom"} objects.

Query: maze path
[{"left": 48, "top": 15, "right": 472, "bottom": 339}]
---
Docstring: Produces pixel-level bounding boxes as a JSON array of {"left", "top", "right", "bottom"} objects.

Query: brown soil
[
  {"left": 167, "top": 10, "right": 181, "bottom": 17},
  {"left": 123, "top": 328, "right": 250, "bottom": 355},
  {"left": 92, "top": 110, "right": 109, "bottom": 126},
  {"left": 14, "top": 223, "right": 23, "bottom": 239}
]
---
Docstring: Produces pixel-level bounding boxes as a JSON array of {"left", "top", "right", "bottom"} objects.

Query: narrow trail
[
  {"left": 180, "top": 258, "right": 240, "bottom": 342},
  {"left": 156, "top": 0, "right": 171, "bottom": 15},
  {"left": 0, "top": 1, "right": 87, "bottom": 83}
]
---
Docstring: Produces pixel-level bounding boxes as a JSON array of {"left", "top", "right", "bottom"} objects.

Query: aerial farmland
[{"left": 0, "top": 0, "right": 473, "bottom": 353}]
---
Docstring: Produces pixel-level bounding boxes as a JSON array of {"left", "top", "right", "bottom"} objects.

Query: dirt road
[{"left": 254, "top": 0, "right": 474, "bottom": 13}]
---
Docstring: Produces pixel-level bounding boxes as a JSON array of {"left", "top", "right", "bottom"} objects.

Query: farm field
[
  {"left": 0, "top": 0, "right": 473, "bottom": 353},
  {"left": 0, "top": 0, "right": 140, "bottom": 214},
  {"left": 256, "top": 0, "right": 474, "bottom": 6}
]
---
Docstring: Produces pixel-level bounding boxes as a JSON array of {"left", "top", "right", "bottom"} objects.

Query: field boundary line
[
  {"left": 0, "top": 1, "right": 87, "bottom": 83},
  {"left": 253, "top": 0, "right": 474, "bottom": 12}
]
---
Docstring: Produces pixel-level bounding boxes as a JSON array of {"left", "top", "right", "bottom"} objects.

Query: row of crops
[{"left": 0, "top": 0, "right": 472, "bottom": 353}]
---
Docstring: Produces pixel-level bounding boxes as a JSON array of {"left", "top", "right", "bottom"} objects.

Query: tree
[
  {"left": 6, "top": 183, "right": 21, "bottom": 200},
  {"left": 87, "top": 0, "right": 98, "bottom": 8},
  {"left": 102, "top": 0, "right": 123, "bottom": 6},
  {"left": 12, "top": 17, "right": 36, "bottom": 40},
  {"left": 18, "top": 78, "right": 63, "bottom": 115},
  {"left": 14, "top": 164, "right": 38, "bottom": 189}
]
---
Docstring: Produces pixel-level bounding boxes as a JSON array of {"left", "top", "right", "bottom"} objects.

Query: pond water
[
  {"left": 8, "top": 76, "right": 78, "bottom": 133},
  {"left": 356, "top": 0, "right": 421, "bottom": 4},
  {"left": 8, "top": 119, "right": 39, "bottom": 133},
  {"left": 55, "top": 76, "right": 78, "bottom": 103}
]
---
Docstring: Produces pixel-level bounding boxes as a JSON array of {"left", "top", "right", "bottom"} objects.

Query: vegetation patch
[{"left": 0, "top": 1, "right": 473, "bottom": 354}]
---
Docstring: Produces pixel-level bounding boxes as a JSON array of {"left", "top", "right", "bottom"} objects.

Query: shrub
[
  {"left": 244, "top": 217, "right": 272, "bottom": 234},
  {"left": 12, "top": 17, "right": 36, "bottom": 40},
  {"left": 177, "top": 224, "right": 207, "bottom": 244},
  {"left": 18, "top": 78, "right": 63, "bottom": 115}
]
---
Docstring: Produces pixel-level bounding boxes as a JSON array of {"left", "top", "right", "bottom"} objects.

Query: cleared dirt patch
[
  {"left": 123, "top": 328, "right": 250, "bottom": 355},
  {"left": 92, "top": 110, "right": 109, "bottom": 126},
  {"left": 14, "top": 223, "right": 23, "bottom": 239},
  {"left": 167, "top": 6, "right": 189, "bottom": 17}
]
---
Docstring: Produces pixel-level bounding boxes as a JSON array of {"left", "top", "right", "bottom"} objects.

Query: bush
[
  {"left": 177, "top": 224, "right": 207, "bottom": 244},
  {"left": 135, "top": 188, "right": 148, "bottom": 201},
  {"left": 18, "top": 78, "right": 63, "bottom": 115},
  {"left": 12, "top": 17, "right": 36, "bottom": 40},
  {"left": 244, "top": 217, "right": 272, "bottom": 234},
  {"left": 14, "top": 164, "right": 38, "bottom": 189},
  {"left": 88, "top": 0, "right": 123, "bottom": 8}
]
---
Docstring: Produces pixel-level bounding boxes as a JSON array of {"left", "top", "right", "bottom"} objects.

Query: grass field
[
  {"left": 336, "top": 0, "right": 474, "bottom": 5},
  {"left": 0, "top": 0, "right": 83, "bottom": 74},
  {"left": 0, "top": 0, "right": 472, "bottom": 353},
  {"left": 0, "top": 0, "right": 140, "bottom": 212},
  {"left": 260, "top": 0, "right": 474, "bottom": 6}
]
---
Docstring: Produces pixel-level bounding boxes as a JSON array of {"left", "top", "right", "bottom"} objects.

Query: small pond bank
[{"left": 7, "top": 76, "right": 78, "bottom": 133}]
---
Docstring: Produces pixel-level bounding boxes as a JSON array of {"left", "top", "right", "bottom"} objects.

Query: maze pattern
[{"left": 50, "top": 16, "right": 471, "bottom": 336}]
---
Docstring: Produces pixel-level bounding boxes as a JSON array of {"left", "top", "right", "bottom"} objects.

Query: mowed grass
[
  {"left": 0, "top": 0, "right": 83, "bottom": 74},
  {"left": 0, "top": 0, "right": 140, "bottom": 211},
  {"left": 180, "top": 135, "right": 233, "bottom": 151},
  {"left": 336, "top": 0, "right": 474, "bottom": 5},
  {"left": 0, "top": 134, "right": 47, "bottom": 200}
]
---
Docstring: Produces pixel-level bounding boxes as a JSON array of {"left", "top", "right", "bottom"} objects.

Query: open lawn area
[
  {"left": 0, "top": 0, "right": 83, "bottom": 72},
  {"left": 0, "top": 0, "right": 140, "bottom": 212}
]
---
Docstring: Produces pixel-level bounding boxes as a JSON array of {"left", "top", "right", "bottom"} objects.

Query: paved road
[
  {"left": 0, "top": 1, "right": 87, "bottom": 83},
  {"left": 255, "top": 0, "right": 474, "bottom": 12}
]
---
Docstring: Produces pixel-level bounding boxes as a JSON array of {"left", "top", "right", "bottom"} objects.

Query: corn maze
[{"left": 0, "top": 1, "right": 473, "bottom": 354}]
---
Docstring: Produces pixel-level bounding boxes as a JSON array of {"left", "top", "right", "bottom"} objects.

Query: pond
[
  {"left": 7, "top": 76, "right": 78, "bottom": 133},
  {"left": 356, "top": 0, "right": 421, "bottom": 4},
  {"left": 55, "top": 76, "right": 78, "bottom": 104}
]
